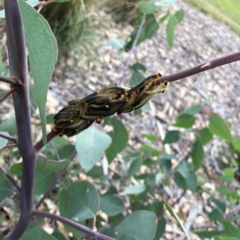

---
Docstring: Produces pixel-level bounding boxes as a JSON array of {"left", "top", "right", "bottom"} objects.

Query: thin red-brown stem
[
  {"left": 0, "top": 88, "right": 16, "bottom": 102},
  {"left": 31, "top": 210, "right": 115, "bottom": 240}
]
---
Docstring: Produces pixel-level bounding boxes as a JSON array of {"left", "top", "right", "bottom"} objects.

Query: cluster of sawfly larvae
[{"left": 52, "top": 73, "right": 169, "bottom": 137}]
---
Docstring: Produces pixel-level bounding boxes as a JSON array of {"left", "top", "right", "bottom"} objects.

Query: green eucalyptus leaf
[
  {"left": 191, "top": 140, "right": 204, "bottom": 171},
  {"left": 209, "top": 115, "right": 232, "bottom": 141},
  {"left": 154, "top": 0, "right": 177, "bottom": 6},
  {"left": 76, "top": 127, "right": 112, "bottom": 172},
  {"left": 174, "top": 161, "right": 197, "bottom": 193},
  {"left": 129, "top": 72, "right": 145, "bottom": 86},
  {"left": 198, "top": 127, "right": 213, "bottom": 145},
  {"left": 232, "top": 138, "right": 240, "bottom": 152},
  {"left": 166, "top": 15, "right": 177, "bottom": 48},
  {"left": 100, "top": 195, "right": 124, "bottom": 217},
  {"left": 18, "top": 0, "right": 58, "bottom": 144},
  {"left": 174, "top": 9, "right": 184, "bottom": 23},
  {"left": 162, "top": 199, "right": 190, "bottom": 240},
  {"left": 115, "top": 210, "right": 157, "bottom": 240},
  {"left": 174, "top": 113, "right": 195, "bottom": 128},
  {"left": 163, "top": 130, "right": 180, "bottom": 144},
  {"left": 139, "top": 2, "right": 157, "bottom": 14},
  {"left": 120, "top": 184, "right": 146, "bottom": 195},
  {"left": 159, "top": 11, "right": 170, "bottom": 24},
  {"left": 222, "top": 220, "right": 240, "bottom": 238},
  {"left": 0, "top": 118, "right": 17, "bottom": 136},
  {"left": 0, "top": 172, "right": 12, "bottom": 202},
  {"left": 183, "top": 104, "right": 202, "bottom": 115},
  {"left": 21, "top": 226, "right": 56, "bottom": 240},
  {"left": 59, "top": 181, "right": 99, "bottom": 222},
  {"left": 34, "top": 171, "right": 56, "bottom": 195},
  {"left": 153, "top": 218, "right": 166, "bottom": 240},
  {"left": 105, "top": 38, "right": 126, "bottom": 49},
  {"left": 106, "top": 117, "right": 128, "bottom": 163},
  {"left": 130, "top": 63, "right": 146, "bottom": 73}
]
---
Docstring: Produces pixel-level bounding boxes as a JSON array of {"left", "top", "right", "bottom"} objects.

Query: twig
[
  {"left": 161, "top": 51, "right": 240, "bottom": 83},
  {"left": 0, "top": 167, "right": 21, "bottom": 192},
  {"left": 0, "top": 76, "right": 18, "bottom": 85},
  {"left": 37, "top": 0, "right": 55, "bottom": 13},
  {"left": 119, "top": 13, "right": 146, "bottom": 86},
  {"left": 49, "top": 141, "right": 61, "bottom": 161},
  {"left": 0, "top": 132, "right": 17, "bottom": 144},
  {"left": 35, "top": 131, "right": 59, "bottom": 152},
  {"left": 31, "top": 210, "right": 115, "bottom": 240},
  {"left": 35, "top": 151, "right": 77, "bottom": 209},
  {"left": 0, "top": 88, "right": 16, "bottom": 102},
  {"left": 2, "top": 143, "right": 16, "bottom": 149}
]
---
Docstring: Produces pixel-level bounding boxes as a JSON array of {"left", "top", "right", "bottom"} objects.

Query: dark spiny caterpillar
[{"left": 52, "top": 73, "right": 169, "bottom": 137}]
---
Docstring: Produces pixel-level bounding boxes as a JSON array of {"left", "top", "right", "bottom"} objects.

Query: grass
[{"left": 184, "top": 0, "right": 240, "bottom": 35}]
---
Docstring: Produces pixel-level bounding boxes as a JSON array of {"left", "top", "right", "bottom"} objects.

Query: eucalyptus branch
[
  {"left": 161, "top": 51, "right": 240, "bottom": 82},
  {"left": 0, "top": 132, "right": 17, "bottom": 144},
  {"left": 119, "top": 13, "right": 146, "bottom": 86},
  {"left": 0, "top": 167, "right": 21, "bottom": 192},
  {"left": 31, "top": 210, "right": 115, "bottom": 240},
  {"left": 0, "top": 76, "right": 18, "bottom": 85},
  {"left": 35, "top": 151, "right": 77, "bottom": 209},
  {"left": 4, "top": 0, "right": 37, "bottom": 239}
]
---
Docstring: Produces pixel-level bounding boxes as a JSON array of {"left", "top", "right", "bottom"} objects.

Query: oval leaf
[
  {"left": 0, "top": 118, "right": 17, "bottom": 135},
  {"left": 138, "top": 2, "right": 157, "bottom": 14},
  {"left": 162, "top": 199, "right": 190, "bottom": 240},
  {"left": 59, "top": 181, "right": 99, "bottom": 222},
  {"left": 105, "top": 117, "right": 128, "bottom": 163},
  {"left": 100, "top": 195, "right": 124, "bottom": 217},
  {"left": 209, "top": 115, "right": 232, "bottom": 141},
  {"left": 191, "top": 140, "right": 204, "bottom": 171},
  {"left": 174, "top": 113, "right": 195, "bottom": 128},
  {"left": 76, "top": 127, "right": 112, "bottom": 172},
  {"left": 120, "top": 184, "right": 146, "bottom": 195},
  {"left": 198, "top": 127, "right": 213, "bottom": 145},
  {"left": 34, "top": 171, "right": 56, "bottom": 195},
  {"left": 163, "top": 130, "right": 180, "bottom": 144},
  {"left": 232, "top": 138, "right": 240, "bottom": 152},
  {"left": 166, "top": 15, "right": 177, "bottom": 48},
  {"left": 183, "top": 104, "right": 203, "bottom": 115},
  {"left": 0, "top": 172, "right": 12, "bottom": 203},
  {"left": 18, "top": 0, "right": 58, "bottom": 143},
  {"left": 115, "top": 210, "right": 157, "bottom": 240}
]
